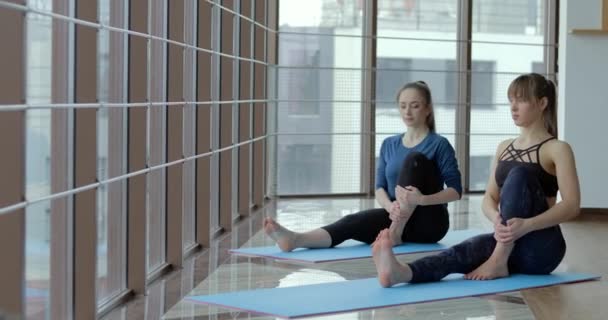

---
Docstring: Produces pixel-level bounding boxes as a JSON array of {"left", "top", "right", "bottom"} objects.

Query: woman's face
[
  {"left": 398, "top": 88, "right": 430, "bottom": 128},
  {"left": 509, "top": 94, "right": 546, "bottom": 128}
]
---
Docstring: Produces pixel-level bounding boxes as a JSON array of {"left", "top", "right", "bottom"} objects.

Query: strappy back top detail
[{"left": 495, "top": 137, "right": 558, "bottom": 197}]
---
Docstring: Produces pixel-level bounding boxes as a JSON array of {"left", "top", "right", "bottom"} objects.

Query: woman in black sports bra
[{"left": 370, "top": 73, "right": 581, "bottom": 287}]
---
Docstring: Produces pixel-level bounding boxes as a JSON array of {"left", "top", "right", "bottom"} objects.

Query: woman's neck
[
  {"left": 518, "top": 120, "right": 551, "bottom": 145},
  {"left": 404, "top": 126, "right": 430, "bottom": 142}
]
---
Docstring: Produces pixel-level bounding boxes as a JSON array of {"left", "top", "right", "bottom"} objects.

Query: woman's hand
[
  {"left": 388, "top": 201, "right": 403, "bottom": 221},
  {"left": 494, "top": 217, "right": 531, "bottom": 244},
  {"left": 493, "top": 217, "right": 510, "bottom": 243},
  {"left": 396, "top": 185, "right": 424, "bottom": 207}
]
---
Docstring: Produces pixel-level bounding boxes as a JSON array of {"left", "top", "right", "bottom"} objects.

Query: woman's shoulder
[
  {"left": 496, "top": 138, "right": 515, "bottom": 153},
  {"left": 430, "top": 133, "right": 453, "bottom": 148},
  {"left": 382, "top": 134, "right": 403, "bottom": 146},
  {"left": 544, "top": 138, "right": 574, "bottom": 157}
]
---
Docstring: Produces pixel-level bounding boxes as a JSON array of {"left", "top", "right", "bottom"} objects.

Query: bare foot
[
  {"left": 464, "top": 258, "right": 509, "bottom": 280},
  {"left": 372, "top": 229, "right": 412, "bottom": 287},
  {"left": 263, "top": 217, "right": 297, "bottom": 252},
  {"left": 388, "top": 205, "right": 413, "bottom": 246}
]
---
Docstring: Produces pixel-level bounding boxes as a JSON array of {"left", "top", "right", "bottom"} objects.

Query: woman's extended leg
[
  {"left": 373, "top": 228, "right": 497, "bottom": 286},
  {"left": 263, "top": 217, "right": 332, "bottom": 252},
  {"left": 264, "top": 207, "right": 392, "bottom": 251}
]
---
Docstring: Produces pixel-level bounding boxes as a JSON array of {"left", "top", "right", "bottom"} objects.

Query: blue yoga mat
[
  {"left": 230, "top": 229, "right": 485, "bottom": 263},
  {"left": 188, "top": 272, "right": 599, "bottom": 319}
]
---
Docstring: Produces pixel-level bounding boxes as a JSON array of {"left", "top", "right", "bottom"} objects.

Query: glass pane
[
  {"left": 375, "top": 1, "right": 458, "bottom": 180},
  {"left": 277, "top": 0, "right": 363, "bottom": 195},
  {"left": 277, "top": 134, "right": 362, "bottom": 194},
  {"left": 279, "top": 0, "right": 363, "bottom": 29},
  {"left": 377, "top": 0, "right": 458, "bottom": 34},
  {"left": 25, "top": 1, "right": 52, "bottom": 318},
  {"left": 469, "top": 0, "right": 546, "bottom": 191},
  {"left": 25, "top": 201, "right": 52, "bottom": 320}
]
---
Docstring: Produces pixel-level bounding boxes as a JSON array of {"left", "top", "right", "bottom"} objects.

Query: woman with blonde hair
[{"left": 264, "top": 81, "right": 462, "bottom": 251}]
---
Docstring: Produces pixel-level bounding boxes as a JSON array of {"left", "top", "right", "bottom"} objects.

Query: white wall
[{"left": 559, "top": 0, "right": 608, "bottom": 208}]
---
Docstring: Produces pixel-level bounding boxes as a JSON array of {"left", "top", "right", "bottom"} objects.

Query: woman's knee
[
  {"left": 336, "top": 212, "right": 363, "bottom": 227},
  {"left": 500, "top": 167, "right": 546, "bottom": 219},
  {"left": 501, "top": 167, "right": 543, "bottom": 201},
  {"left": 399, "top": 152, "right": 444, "bottom": 193},
  {"left": 401, "top": 151, "right": 430, "bottom": 171},
  {"left": 502, "top": 167, "right": 539, "bottom": 191}
]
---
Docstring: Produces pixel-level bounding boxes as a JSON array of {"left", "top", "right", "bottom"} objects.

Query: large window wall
[
  {"left": 273, "top": 0, "right": 557, "bottom": 195},
  {"left": 0, "top": 0, "right": 277, "bottom": 318}
]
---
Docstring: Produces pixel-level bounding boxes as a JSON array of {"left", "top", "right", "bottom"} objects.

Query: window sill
[{"left": 569, "top": 29, "right": 608, "bottom": 35}]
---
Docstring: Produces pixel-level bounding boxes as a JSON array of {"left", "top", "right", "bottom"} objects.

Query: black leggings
[
  {"left": 408, "top": 166, "right": 566, "bottom": 283},
  {"left": 321, "top": 152, "right": 449, "bottom": 247}
]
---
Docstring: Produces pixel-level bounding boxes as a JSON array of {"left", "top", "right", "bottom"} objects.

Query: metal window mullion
[
  {"left": 237, "top": 0, "right": 252, "bottom": 215},
  {"left": 0, "top": 1, "right": 26, "bottom": 317},
  {"left": 126, "top": 0, "right": 148, "bottom": 295},
  {"left": 102, "top": 0, "right": 129, "bottom": 308},
  {"left": 265, "top": 68, "right": 277, "bottom": 198},
  {"left": 361, "top": 0, "right": 377, "bottom": 195},
  {"left": 182, "top": 0, "right": 197, "bottom": 251},
  {"left": 195, "top": 0, "right": 212, "bottom": 248},
  {"left": 50, "top": 0, "right": 74, "bottom": 319},
  {"left": 251, "top": 0, "right": 266, "bottom": 208},
  {"left": 218, "top": 0, "right": 235, "bottom": 231},
  {"left": 231, "top": 0, "right": 240, "bottom": 222},
  {"left": 248, "top": 0, "right": 254, "bottom": 207},
  {"left": 264, "top": 0, "right": 276, "bottom": 199},
  {"left": 166, "top": 0, "right": 185, "bottom": 268},
  {"left": 456, "top": 0, "right": 472, "bottom": 193},
  {"left": 545, "top": 0, "right": 558, "bottom": 82},
  {"left": 210, "top": 0, "right": 221, "bottom": 234},
  {"left": 261, "top": 0, "right": 268, "bottom": 202},
  {"left": 73, "top": 0, "right": 99, "bottom": 317},
  {"left": 146, "top": 0, "right": 168, "bottom": 277}
]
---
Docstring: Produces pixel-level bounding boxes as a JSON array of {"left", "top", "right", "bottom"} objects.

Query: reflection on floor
[{"left": 100, "top": 195, "right": 608, "bottom": 320}]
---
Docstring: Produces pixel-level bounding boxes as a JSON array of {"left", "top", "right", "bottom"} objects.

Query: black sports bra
[{"left": 495, "top": 137, "right": 558, "bottom": 197}]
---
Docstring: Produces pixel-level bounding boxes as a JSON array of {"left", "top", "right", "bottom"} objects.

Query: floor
[{"left": 101, "top": 195, "right": 608, "bottom": 320}]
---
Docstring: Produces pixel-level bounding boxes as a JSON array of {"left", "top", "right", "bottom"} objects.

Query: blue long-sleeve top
[{"left": 375, "top": 132, "right": 462, "bottom": 202}]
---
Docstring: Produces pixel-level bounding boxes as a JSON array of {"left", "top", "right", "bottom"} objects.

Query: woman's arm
[
  {"left": 419, "top": 187, "right": 460, "bottom": 205},
  {"left": 524, "top": 141, "right": 581, "bottom": 232},
  {"left": 375, "top": 188, "right": 394, "bottom": 212}
]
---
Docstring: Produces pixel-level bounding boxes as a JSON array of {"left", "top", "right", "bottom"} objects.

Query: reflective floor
[{"left": 101, "top": 196, "right": 608, "bottom": 320}]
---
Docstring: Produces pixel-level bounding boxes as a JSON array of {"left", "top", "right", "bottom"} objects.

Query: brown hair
[
  {"left": 507, "top": 73, "right": 557, "bottom": 137},
  {"left": 395, "top": 81, "right": 436, "bottom": 132}
]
